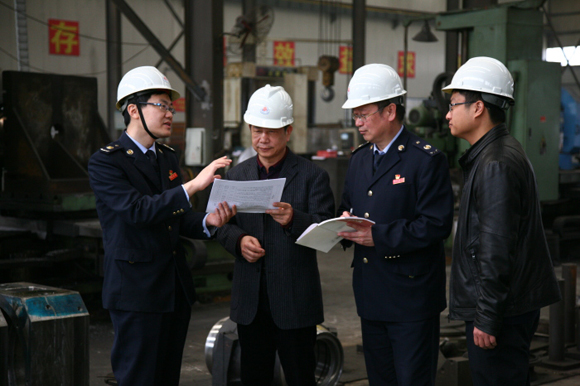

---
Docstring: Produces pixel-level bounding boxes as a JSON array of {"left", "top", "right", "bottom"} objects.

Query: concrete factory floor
[{"left": 87, "top": 245, "right": 580, "bottom": 386}]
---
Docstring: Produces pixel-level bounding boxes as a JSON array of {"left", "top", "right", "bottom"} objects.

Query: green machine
[{"left": 408, "top": 1, "right": 561, "bottom": 201}]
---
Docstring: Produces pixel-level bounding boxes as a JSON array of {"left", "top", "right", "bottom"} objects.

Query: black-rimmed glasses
[{"left": 139, "top": 102, "right": 176, "bottom": 114}]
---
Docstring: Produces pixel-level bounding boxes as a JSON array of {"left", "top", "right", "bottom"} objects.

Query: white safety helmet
[
  {"left": 442, "top": 56, "right": 514, "bottom": 109},
  {"left": 116, "top": 66, "right": 180, "bottom": 112},
  {"left": 244, "top": 85, "right": 294, "bottom": 129},
  {"left": 342, "top": 63, "right": 406, "bottom": 109}
]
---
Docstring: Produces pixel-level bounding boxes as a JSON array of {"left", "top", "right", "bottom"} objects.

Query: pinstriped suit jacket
[{"left": 216, "top": 149, "right": 335, "bottom": 329}]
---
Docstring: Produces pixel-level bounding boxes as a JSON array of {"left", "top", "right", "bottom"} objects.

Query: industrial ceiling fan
[{"left": 226, "top": 5, "right": 275, "bottom": 55}]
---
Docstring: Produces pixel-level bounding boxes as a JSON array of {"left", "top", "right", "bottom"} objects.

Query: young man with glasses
[
  {"left": 88, "top": 66, "right": 236, "bottom": 385},
  {"left": 443, "top": 56, "right": 560, "bottom": 386},
  {"left": 337, "top": 63, "right": 454, "bottom": 385}
]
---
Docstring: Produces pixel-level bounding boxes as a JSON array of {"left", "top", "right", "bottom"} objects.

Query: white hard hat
[
  {"left": 342, "top": 63, "right": 406, "bottom": 109},
  {"left": 116, "top": 66, "right": 180, "bottom": 111},
  {"left": 442, "top": 56, "right": 514, "bottom": 108},
  {"left": 244, "top": 85, "right": 294, "bottom": 129}
]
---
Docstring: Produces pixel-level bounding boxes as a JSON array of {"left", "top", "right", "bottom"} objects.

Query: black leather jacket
[{"left": 449, "top": 124, "right": 561, "bottom": 336}]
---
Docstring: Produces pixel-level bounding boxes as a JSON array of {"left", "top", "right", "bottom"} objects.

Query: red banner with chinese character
[
  {"left": 173, "top": 97, "right": 186, "bottom": 113},
  {"left": 49, "top": 19, "right": 79, "bottom": 56},
  {"left": 397, "top": 51, "right": 415, "bottom": 78},
  {"left": 273, "top": 41, "right": 295, "bottom": 66},
  {"left": 339, "top": 46, "right": 353, "bottom": 74}
]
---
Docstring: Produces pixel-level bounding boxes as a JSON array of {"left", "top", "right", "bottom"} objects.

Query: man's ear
[
  {"left": 127, "top": 104, "right": 140, "bottom": 120},
  {"left": 472, "top": 100, "right": 486, "bottom": 119},
  {"left": 386, "top": 103, "right": 397, "bottom": 122}
]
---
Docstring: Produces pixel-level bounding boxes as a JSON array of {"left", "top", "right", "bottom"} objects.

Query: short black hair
[
  {"left": 376, "top": 97, "right": 406, "bottom": 122},
  {"left": 121, "top": 90, "right": 168, "bottom": 127},
  {"left": 456, "top": 90, "right": 506, "bottom": 125}
]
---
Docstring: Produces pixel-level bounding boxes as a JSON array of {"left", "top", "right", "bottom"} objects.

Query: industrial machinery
[
  {"left": 560, "top": 87, "right": 580, "bottom": 171},
  {"left": 0, "top": 71, "right": 233, "bottom": 300},
  {"left": 0, "top": 71, "right": 110, "bottom": 292},
  {"left": 205, "top": 316, "right": 344, "bottom": 385},
  {"left": 409, "top": 2, "right": 564, "bottom": 202},
  {"left": 0, "top": 282, "right": 89, "bottom": 386},
  {"left": 404, "top": 2, "right": 580, "bottom": 246}
]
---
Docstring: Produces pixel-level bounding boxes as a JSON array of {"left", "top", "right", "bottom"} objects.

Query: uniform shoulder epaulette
[
  {"left": 99, "top": 142, "right": 123, "bottom": 154},
  {"left": 351, "top": 141, "right": 371, "bottom": 155},
  {"left": 412, "top": 138, "right": 441, "bottom": 156},
  {"left": 159, "top": 143, "right": 175, "bottom": 152}
]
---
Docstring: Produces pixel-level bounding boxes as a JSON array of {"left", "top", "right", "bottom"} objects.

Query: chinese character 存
[{"left": 50, "top": 20, "right": 79, "bottom": 55}]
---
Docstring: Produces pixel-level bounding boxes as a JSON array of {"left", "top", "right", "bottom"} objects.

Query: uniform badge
[
  {"left": 169, "top": 170, "right": 178, "bottom": 181},
  {"left": 126, "top": 149, "right": 134, "bottom": 155},
  {"left": 393, "top": 174, "right": 405, "bottom": 184}
]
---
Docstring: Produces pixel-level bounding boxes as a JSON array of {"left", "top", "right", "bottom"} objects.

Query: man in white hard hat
[
  {"left": 215, "top": 85, "right": 334, "bottom": 385},
  {"left": 443, "top": 56, "right": 561, "bottom": 385},
  {"left": 88, "top": 66, "right": 236, "bottom": 386},
  {"left": 337, "top": 63, "right": 454, "bottom": 385}
]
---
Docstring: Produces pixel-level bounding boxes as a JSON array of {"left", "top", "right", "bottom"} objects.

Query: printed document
[
  {"left": 296, "top": 217, "right": 375, "bottom": 253},
  {"left": 206, "top": 178, "right": 286, "bottom": 213}
]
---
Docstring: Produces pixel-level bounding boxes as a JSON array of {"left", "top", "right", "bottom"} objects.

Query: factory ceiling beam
[{"left": 110, "top": 0, "right": 206, "bottom": 102}]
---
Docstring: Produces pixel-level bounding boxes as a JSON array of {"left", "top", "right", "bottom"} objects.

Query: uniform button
[
  {"left": 364, "top": 212, "right": 369, "bottom": 218},
  {"left": 180, "top": 209, "right": 185, "bottom": 213},
  {"left": 129, "top": 261, "right": 134, "bottom": 264},
  {"left": 173, "top": 212, "right": 177, "bottom": 215},
  {"left": 168, "top": 226, "right": 172, "bottom": 231},
  {"left": 363, "top": 258, "right": 368, "bottom": 263},
  {"left": 409, "top": 275, "right": 415, "bottom": 279},
  {"left": 368, "top": 190, "right": 373, "bottom": 197}
]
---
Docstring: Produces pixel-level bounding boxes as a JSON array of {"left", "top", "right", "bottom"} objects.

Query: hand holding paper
[
  {"left": 338, "top": 218, "right": 375, "bottom": 247},
  {"left": 296, "top": 217, "right": 375, "bottom": 253}
]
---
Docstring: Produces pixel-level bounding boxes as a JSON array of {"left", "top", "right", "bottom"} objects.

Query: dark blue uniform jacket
[
  {"left": 338, "top": 128, "right": 454, "bottom": 322},
  {"left": 88, "top": 132, "right": 207, "bottom": 313}
]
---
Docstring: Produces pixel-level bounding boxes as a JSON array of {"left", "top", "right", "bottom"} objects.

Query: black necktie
[
  {"left": 373, "top": 151, "right": 384, "bottom": 173},
  {"left": 146, "top": 150, "right": 159, "bottom": 173}
]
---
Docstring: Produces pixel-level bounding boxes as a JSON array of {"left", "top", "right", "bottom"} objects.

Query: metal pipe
[
  {"left": 445, "top": 0, "right": 460, "bottom": 73},
  {"left": 403, "top": 23, "right": 408, "bottom": 102},
  {"left": 549, "top": 279, "right": 566, "bottom": 362},
  {"left": 352, "top": 0, "right": 366, "bottom": 73},
  {"left": 562, "top": 264, "right": 577, "bottom": 344},
  {"left": 106, "top": 0, "right": 122, "bottom": 137},
  {"left": 460, "top": 30, "right": 468, "bottom": 66},
  {"left": 577, "top": 306, "right": 580, "bottom": 352}
]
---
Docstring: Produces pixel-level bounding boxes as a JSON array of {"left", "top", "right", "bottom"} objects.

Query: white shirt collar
[
  {"left": 126, "top": 131, "right": 156, "bottom": 155},
  {"left": 373, "top": 125, "right": 404, "bottom": 155}
]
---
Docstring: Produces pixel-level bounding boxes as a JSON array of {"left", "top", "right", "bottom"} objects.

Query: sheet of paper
[{"left": 206, "top": 178, "right": 286, "bottom": 213}]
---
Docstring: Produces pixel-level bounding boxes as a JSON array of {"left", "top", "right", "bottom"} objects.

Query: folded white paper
[{"left": 296, "top": 217, "right": 375, "bottom": 253}]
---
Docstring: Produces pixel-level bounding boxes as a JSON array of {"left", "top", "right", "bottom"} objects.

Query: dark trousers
[
  {"left": 237, "top": 279, "right": 317, "bottom": 386},
  {"left": 108, "top": 280, "right": 191, "bottom": 386},
  {"left": 465, "top": 310, "right": 540, "bottom": 386},
  {"left": 361, "top": 315, "right": 440, "bottom": 386}
]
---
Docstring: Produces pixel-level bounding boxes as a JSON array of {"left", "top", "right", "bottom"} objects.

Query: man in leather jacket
[{"left": 443, "top": 57, "right": 561, "bottom": 385}]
